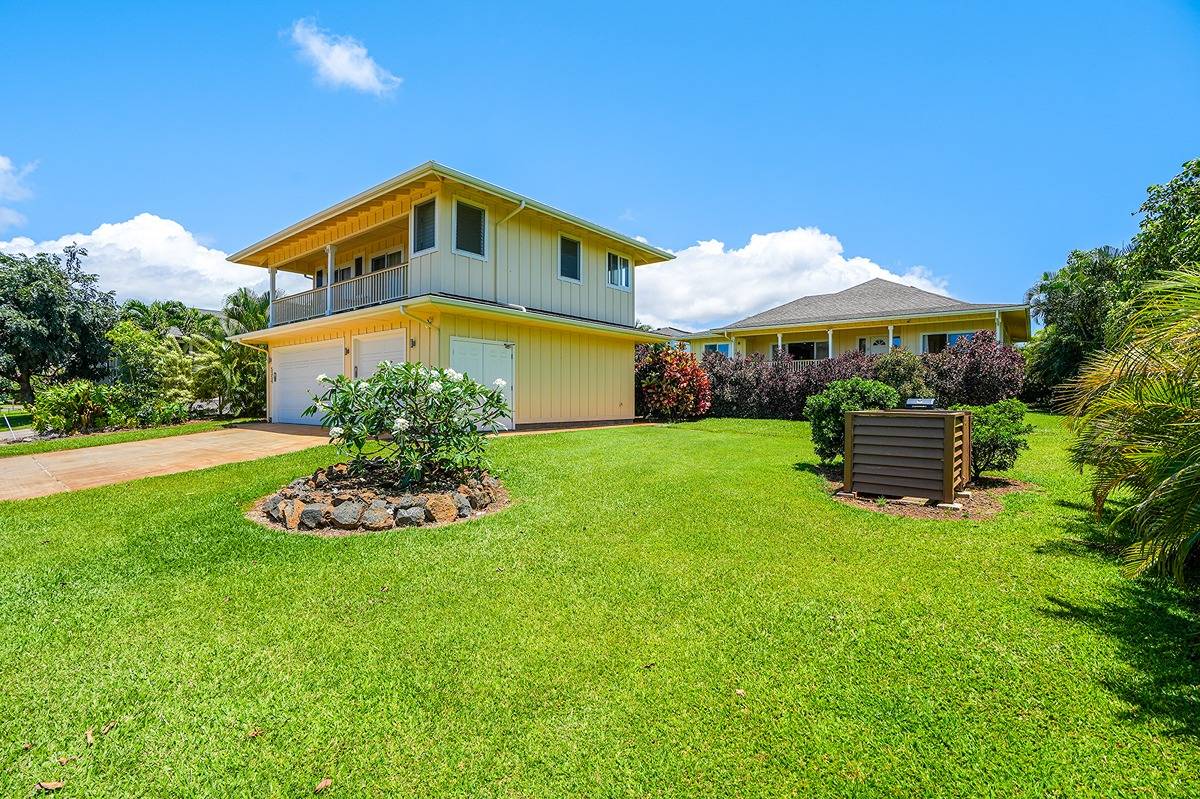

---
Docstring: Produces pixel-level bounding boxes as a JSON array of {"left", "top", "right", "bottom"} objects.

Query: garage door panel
[
  {"left": 354, "top": 333, "right": 407, "bottom": 379},
  {"left": 271, "top": 341, "right": 344, "bottom": 425}
]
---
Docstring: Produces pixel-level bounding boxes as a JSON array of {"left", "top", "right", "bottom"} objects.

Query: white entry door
[
  {"left": 353, "top": 331, "right": 407, "bottom": 380},
  {"left": 449, "top": 337, "right": 515, "bottom": 430},
  {"left": 860, "top": 335, "right": 890, "bottom": 355},
  {"left": 271, "top": 340, "right": 344, "bottom": 425}
]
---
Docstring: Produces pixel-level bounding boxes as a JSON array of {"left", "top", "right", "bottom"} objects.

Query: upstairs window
[
  {"left": 413, "top": 199, "right": 437, "bottom": 254},
  {"left": 607, "top": 252, "right": 631, "bottom": 290},
  {"left": 354, "top": 256, "right": 364, "bottom": 277},
  {"left": 370, "top": 249, "right": 405, "bottom": 272},
  {"left": 333, "top": 263, "right": 353, "bottom": 283},
  {"left": 454, "top": 200, "right": 486, "bottom": 258},
  {"left": 315, "top": 269, "right": 324, "bottom": 288},
  {"left": 559, "top": 235, "right": 582, "bottom": 282}
]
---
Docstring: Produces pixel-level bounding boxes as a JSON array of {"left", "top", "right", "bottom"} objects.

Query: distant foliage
[
  {"left": 923, "top": 330, "right": 1025, "bottom": 406},
  {"left": 874, "top": 348, "right": 929, "bottom": 401},
  {"left": 804, "top": 378, "right": 900, "bottom": 463},
  {"left": 31, "top": 379, "right": 186, "bottom": 435},
  {"left": 953, "top": 399, "right": 1033, "bottom": 480},
  {"left": 702, "top": 350, "right": 877, "bottom": 420},
  {"left": 634, "top": 344, "right": 711, "bottom": 420}
]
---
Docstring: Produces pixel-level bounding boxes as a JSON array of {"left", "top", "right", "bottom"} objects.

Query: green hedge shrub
[
  {"left": 953, "top": 398, "right": 1033, "bottom": 479},
  {"left": 874, "top": 348, "right": 929, "bottom": 401},
  {"left": 804, "top": 377, "right": 900, "bottom": 463}
]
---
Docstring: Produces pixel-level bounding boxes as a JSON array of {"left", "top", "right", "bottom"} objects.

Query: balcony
[{"left": 270, "top": 262, "right": 409, "bottom": 326}]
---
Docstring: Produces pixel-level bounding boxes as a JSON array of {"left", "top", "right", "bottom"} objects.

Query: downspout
[{"left": 492, "top": 200, "right": 526, "bottom": 304}]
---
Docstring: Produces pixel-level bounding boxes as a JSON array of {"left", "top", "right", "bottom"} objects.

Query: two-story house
[{"left": 229, "top": 162, "right": 671, "bottom": 428}]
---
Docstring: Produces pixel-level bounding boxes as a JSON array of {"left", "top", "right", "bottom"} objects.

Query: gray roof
[
  {"left": 721, "top": 278, "right": 1021, "bottom": 331},
  {"left": 652, "top": 326, "right": 692, "bottom": 338}
]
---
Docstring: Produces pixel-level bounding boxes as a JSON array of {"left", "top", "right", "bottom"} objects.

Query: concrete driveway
[{"left": 1, "top": 423, "right": 327, "bottom": 501}]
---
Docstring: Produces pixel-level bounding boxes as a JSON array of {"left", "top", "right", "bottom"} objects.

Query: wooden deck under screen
[{"left": 843, "top": 410, "right": 971, "bottom": 503}]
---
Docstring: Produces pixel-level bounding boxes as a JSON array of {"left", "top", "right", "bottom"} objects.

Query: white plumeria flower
[
  {"left": 328, "top": 425, "right": 344, "bottom": 443},
  {"left": 316, "top": 373, "right": 329, "bottom": 382},
  {"left": 493, "top": 378, "right": 507, "bottom": 389},
  {"left": 392, "top": 417, "right": 410, "bottom": 432},
  {"left": 446, "top": 369, "right": 463, "bottom": 382},
  {"left": 429, "top": 381, "right": 443, "bottom": 393}
]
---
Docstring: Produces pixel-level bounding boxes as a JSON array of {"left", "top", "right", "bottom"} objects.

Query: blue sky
[{"left": 2, "top": 1, "right": 1198, "bottom": 328}]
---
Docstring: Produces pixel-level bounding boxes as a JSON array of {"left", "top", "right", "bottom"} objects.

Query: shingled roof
[
  {"left": 651, "top": 326, "right": 692, "bottom": 338},
  {"left": 721, "top": 278, "right": 1021, "bottom": 331}
]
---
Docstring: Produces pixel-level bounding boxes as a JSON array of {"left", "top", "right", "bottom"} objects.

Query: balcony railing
[{"left": 270, "top": 262, "right": 408, "bottom": 326}]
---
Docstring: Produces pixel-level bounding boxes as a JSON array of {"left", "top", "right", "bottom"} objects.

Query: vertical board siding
[{"left": 435, "top": 312, "right": 635, "bottom": 425}]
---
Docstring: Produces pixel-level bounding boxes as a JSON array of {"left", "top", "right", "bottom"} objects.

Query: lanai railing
[{"left": 270, "top": 262, "right": 409, "bottom": 326}]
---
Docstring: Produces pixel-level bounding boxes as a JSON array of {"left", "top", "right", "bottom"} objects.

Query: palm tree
[{"left": 1066, "top": 266, "right": 1200, "bottom": 583}]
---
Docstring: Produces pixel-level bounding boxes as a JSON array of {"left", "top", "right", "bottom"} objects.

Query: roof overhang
[
  {"left": 231, "top": 295, "right": 670, "bottom": 346},
  {"left": 228, "top": 161, "right": 673, "bottom": 269},
  {"left": 683, "top": 305, "right": 1031, "bottom": 339}
]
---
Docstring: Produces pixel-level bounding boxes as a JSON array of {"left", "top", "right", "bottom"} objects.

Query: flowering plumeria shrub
[{"left": 304, "top": 361, "right": 509, "bottom": 486}]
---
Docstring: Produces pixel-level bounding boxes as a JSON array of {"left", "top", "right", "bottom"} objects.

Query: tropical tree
[
  {"left": 121, "top": 299, "right": 221, "bottom": 339},
  {"left": 1066, "top": 267, "right": 1200, "bottom": 583},
  {"left": 189, "top": 288, "right": 270, "bottom": 416},
  {"left": 0, "top": 245, "right": 118, "bottom": 402}
]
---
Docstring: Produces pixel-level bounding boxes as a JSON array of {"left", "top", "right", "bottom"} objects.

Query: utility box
[{"left": 843, "top": 410, "right": 972, "bottom": 503}]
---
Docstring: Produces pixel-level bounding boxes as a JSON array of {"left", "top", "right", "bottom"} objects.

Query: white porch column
[
  {"left": 827, "top": 328, "right": 834, "bottom": 359},
  {"left": 887, "top": 323, "right": 894, "bottom": 350},
  {"left": 268, "top": 266, "right": 277, "bottom": 327},
  {"left": 324, "top": 244, "right": 336, "bottom": 316},
  {"left": 994, "top": 310, "right": 1002, "bottom": 342},
  {"left": 776, "top": 332, "right": 783, "bottom": 360}
]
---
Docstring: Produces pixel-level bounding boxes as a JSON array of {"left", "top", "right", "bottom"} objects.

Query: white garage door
[
  {"left": 353, "top": 332, "right": 407, "bottom": 380},
  {"left": 449, "top": 337, "right": 515, "bottom": 430},
  {"left": 271, "top": 340, "right": 344, "bottom": 425}
]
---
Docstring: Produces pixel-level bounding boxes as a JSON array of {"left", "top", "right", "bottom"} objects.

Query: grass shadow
[{"left": 1041, "top": 587, "right": 1200, "bottom": 740}]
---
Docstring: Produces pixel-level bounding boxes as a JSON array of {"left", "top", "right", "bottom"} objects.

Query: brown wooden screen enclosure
[{"left": 843, "top": 410, "right": 972, "bottom": 504}]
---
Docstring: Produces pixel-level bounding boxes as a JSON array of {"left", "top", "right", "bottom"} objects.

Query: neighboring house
[
  {"left": 680, "top": 278, "right": 1030, "bottom": 362},
  {"left": 651, "top": 326, "right": 692, "bottom": 349},
  {"left": 228, "top": 162, "right": 672, "bottom": 428}
]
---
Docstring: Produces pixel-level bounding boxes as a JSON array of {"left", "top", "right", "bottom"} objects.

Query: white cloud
[
  {"left": 0, "top": 213, "right": 309, "bottom": 307},
  {"left": 635, "top": 226, "right": 948, "bottom": 332},
  {"left": 0, "top": 207, "right": 27, "bottom": 232},
  {"left": 290, "top": 18, "right": 401, "bottom": 96},
  {"left": 0, "top": 155, "right": 36, "bottom": 231}
]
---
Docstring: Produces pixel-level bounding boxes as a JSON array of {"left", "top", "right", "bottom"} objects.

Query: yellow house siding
[
  {"left": 435, "top": 312, "right": 635, "bottom": 424},
  {"left": 260, "top": 308, "right": 634, "bottom": 426}
]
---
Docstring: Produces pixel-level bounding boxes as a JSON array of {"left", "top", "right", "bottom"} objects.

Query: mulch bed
[
  {"left": 247, "top": 462, "right": 511, "bottom": 537},
  {"left": 815, "top": 465, "right": 1035, "bottom": 520}
]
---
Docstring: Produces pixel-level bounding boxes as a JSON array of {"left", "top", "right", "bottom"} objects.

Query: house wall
[
  {"left": 687, "top": 312, "right": 1015, "bottom": 360},
  {"left": 422, "top": 184, "right": 636, "bottom": 327},
  {"left": 263, "top": 308, "right": 634, "bottom": 426}
]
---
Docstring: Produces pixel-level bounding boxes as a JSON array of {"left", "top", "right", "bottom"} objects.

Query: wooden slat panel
[
  {"left": 853, "top": 423, "right": 944, "bottom": 440},
  {"left": 852, "top": 480, "right": 942, "bottom": 500},
  {"left": 853, "top": 443, "right": 945, "bottom": 459},
  {"left": 851, "top": 415, "right": 944, "bottom": 428},
  {"left": 853, "top": 471, "right": 945, "bottom": 492},
  {"left": 853, "top": 463, "right": 944, "bottom": 480},
  {"left": 853, "top": 434, "right": 944, "bottom": 450},
  {"left": 854, "top": 453, "right": 943, "bottom": 470}
]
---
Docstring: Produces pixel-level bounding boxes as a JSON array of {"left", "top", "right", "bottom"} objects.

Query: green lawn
[
  {"left": 1, "top": 414, "right": 1197, "bottom": 796},
  {"left": 0, "top": 418, "right": 256, "bottom": 458}
]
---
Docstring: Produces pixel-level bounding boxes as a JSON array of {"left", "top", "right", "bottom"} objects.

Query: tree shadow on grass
[
  {"left": 1040, "top": 587, "right": 1200, "bottom": 740},
  {"left": 1038, "top": 498, "right": 1200, "bottom": 740}
]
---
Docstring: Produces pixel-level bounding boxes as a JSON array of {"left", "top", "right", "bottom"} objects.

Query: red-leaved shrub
[
  {"left": 635, "top": 344, "right": 712, "bottom": 420},
  {"left": 702, "top": 350, "right": 878, "bottom": 420},
  {"left": 923, "top": 329, "right": 1026, "bottom": 406}
]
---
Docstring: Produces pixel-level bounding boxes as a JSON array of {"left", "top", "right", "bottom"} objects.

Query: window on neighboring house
[
  {"left": 607, "top": 252, "right": 631, "bottom": 290},
  {"left": 559, "top": 235, "right": 582, "bottom": 282},
  {"left": 703, "top": 342, "right": 732, "bottom": 357},
  {"left": 454, "top": 200, "right": 486, "bottom": 257},
  {"left": 776, "top": 341, "right": 829, "bottom": 360},
  {"left": 892, "top": 336, "right": 902, "bottom": 349},
  {"left": 922, "top": 331, "right": 975, "bottom": 354},
  {"left": 413, "top": 199, "right": 437, "bottom": 254},
  {"left": 370, "top": 249, "right": 405, "bottom": 272}
]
